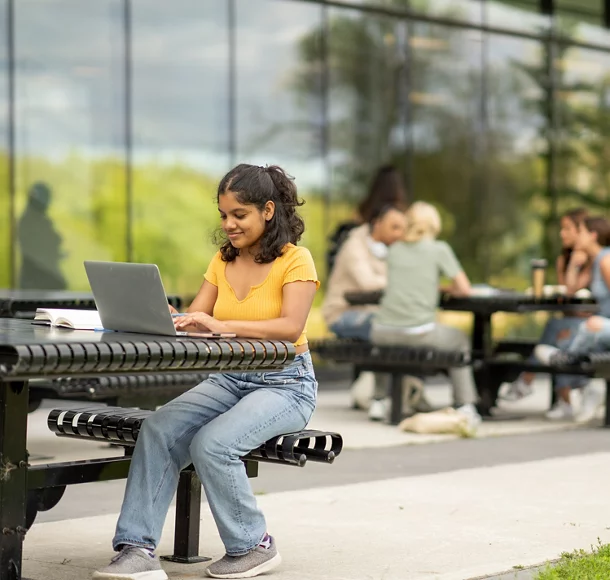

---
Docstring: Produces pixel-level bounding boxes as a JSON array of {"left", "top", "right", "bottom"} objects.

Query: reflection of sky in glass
[
  {"left": 235, "top": 0, "right": 324, "bottom": 189},
  {"left": 132, "top": 0, "right": 229, "bottom": 177},
  {"left": 14, "top": 0, "right": 124, "bottom": 160},
  {"left": 487, "top": 36, "right": 544, "bottom": 156},
  {"left": 5, "top": 0, "right": 610, "bottom": 184}
]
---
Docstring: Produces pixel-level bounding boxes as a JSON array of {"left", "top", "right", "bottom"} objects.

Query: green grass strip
[{"left": 535, "top": 541, "right": 610, "bottom": 579}]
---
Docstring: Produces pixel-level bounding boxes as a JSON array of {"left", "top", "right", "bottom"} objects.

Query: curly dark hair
[{"left": 215, "top": 164, "right": 306, "bottom": 263}]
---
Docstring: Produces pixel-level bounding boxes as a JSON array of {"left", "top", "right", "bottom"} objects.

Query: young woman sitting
[
  {"left": 369, "top": 201, "right": 480, "bottom": 424},
  {"left": 93, "top": 164, "right": 319, "bottom": 580},
  {"left": 535, "top": 216, "right": 610, "bottom": 421},
  {"left": 501, "top": 207, "right": 591, "bottom": 402}
]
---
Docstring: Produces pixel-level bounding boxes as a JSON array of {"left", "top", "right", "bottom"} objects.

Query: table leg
[
  {"left": 161, "top": 468, "right": 210, "bottom": 564},
  {"left": 0, "top": 380, "right": 29, "bottom": 580},
  {"left": 389, "top": 373, "right": 403, "bottom": 426},
  {"left": 471, "top": 314, "right": 497, "bottom": 416},
  {"left": 605, "top": 379, "right": 610, "bottom": 428}
]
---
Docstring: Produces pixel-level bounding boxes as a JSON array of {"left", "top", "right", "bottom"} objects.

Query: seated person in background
[
  {"left": 501, "top": 207, "right": 591, "bottom": 401},
  {"left": 370, "top": 202, "right": 480, "bottom": 424},
  {"left": 535, "top": 215, "right": 610, "bottom": 421},
  {"left": 326, "top": 165, "right": 409, "bottom": 274},
  {"left": 322, "top": 205, "right": 406, "bottom": 419},
  {"left": 322, "top": 205, "right": 406, "bottom": 340}
]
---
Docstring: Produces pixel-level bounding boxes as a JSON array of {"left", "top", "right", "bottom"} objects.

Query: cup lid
[{"left": 530, "top": 258, "right": 548, "bottom": 268}]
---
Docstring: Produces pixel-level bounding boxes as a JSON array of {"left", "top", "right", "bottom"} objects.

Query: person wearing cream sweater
[
  {"left": 323, "top": 205, "right": 405, "bottom": 339},
  {"left": 322, "top": 205, "right": 406, "bottom": 420}
]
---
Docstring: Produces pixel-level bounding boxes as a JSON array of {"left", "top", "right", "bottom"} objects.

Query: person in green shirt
[{"left": 370, "top": 201, "right": 480, "bottom": 423}]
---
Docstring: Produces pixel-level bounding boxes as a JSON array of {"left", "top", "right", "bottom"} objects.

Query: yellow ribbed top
[{"left": 204, "top": 244, "right": 320, "bottom": 346}]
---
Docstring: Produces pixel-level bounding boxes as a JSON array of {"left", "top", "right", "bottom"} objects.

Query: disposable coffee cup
[{"left": 531, "top": 259, "right": 548, "bottom": 298}]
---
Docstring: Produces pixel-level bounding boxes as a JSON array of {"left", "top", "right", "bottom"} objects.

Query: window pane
[
  {"left": 486, "top": 36, "right": 546, "bottom": 282},
  {"left": 328, "top": 0, "right": 482, "bottom": 25},
  {"left": 14, "top": 0, "right": 125, "bottom": 290},
  {"left": 327, "top": 8, "right": 408, "bottom": 230},
  {"left": 556, "top": 46, "right": 610, "bottom": 220},
  {"left": 131, "top": 0, "right": 229, "bottom": 296},
  {"left": 410, "top": 0, "right": 483, "bottom": 24},
  {"left": 557, "top": 0, "right": 601, "bottom": 15},
  {"left": 235, "top": 0, "right": 326, "bottom": 280},
  {"left": 0, "top": 0, "right": 9, "bottom": 287},
  {"left": 409, "top": 24, "right": 486, "bottom": 278},
  {"left": 486, "top": 1, "right": 551, "bottom": 35}
]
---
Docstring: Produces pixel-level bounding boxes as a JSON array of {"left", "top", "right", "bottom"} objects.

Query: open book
[{"left": 33, "top": 308, "right": 104, "bottom": 331}]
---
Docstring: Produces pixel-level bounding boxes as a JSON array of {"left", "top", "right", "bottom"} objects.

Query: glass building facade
[{"left": 1, "top": 0, "right": 610, "bottom": 308}]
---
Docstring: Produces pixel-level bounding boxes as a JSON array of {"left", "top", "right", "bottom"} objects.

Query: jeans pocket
[{"left": 262, "top": 359, "right": 305, "bottom": 385}]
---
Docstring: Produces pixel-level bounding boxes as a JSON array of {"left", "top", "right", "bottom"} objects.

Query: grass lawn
[{"left": 535, "top": 543, "right": 610, "bottom": 579}]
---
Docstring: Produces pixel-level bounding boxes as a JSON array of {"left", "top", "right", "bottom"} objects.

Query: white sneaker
[
  {"left": 456, "top": 403, "right": 482, "bottom": 428},
  {"left": 350, "top": 371, "right": 375, "bottom": 410},
  {"left": 499, "top": 377, "right": 534, "bottom": 401},
  {"left": 534, "top": 345, "right": 561, "bottom": 365},
  {"left": 576, "top": 383, "right": 605, "bottom": 423},
  {"left": 545, "top": 399, "right": 574, "bottom": 420},
  {"left": 368, "top": 398, "right": 389, "bottom": 421}
]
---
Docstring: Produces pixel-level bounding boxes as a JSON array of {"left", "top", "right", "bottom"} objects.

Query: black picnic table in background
[
  {"left": 344, "top": 290, "right": 599, "bottom": 414},
  {"left": 0, "top": 318, "right": 295, "bottom": 580},
  {"left": 0, "top": 290, "right": 183, "bottom": 319}
]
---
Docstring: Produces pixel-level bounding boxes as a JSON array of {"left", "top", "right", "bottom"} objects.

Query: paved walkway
[
  {"left": 23, "top": 378, "right": 610, "bottom": 579},
  {"left": 24, "top": 453, "right": 610, "bottom": 580}
]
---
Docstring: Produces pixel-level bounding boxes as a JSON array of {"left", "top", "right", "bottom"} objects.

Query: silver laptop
[{"left": 83, "top": 261, "right": 235, "bottom": 338}]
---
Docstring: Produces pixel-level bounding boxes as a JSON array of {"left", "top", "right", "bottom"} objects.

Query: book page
[{"left": 34, "top": 308, "right": 103, "bottom": 330}]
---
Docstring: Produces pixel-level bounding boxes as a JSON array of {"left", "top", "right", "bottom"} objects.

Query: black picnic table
[
  {"left": 344, "top": 289, "right": 599, "bottom": 414},
  {"left": 0, "top": 290, "right": 189, "bottom": 410},
  {"left": 0, "top": 318, "right": 296, "bottom": 580},
  {"left": 0, "top": 290, "right": 183, "bottom": 319}
]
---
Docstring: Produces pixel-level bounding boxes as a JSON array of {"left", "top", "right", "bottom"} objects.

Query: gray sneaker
[
  {"left": 206, "top": 537, "right": 281, "bottom": 579},
  {"left": 92, "top": 546, "right": 168, "bottom": 580}
]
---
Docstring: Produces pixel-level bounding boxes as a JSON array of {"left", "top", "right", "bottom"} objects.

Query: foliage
[
  {"left": 0, "top": 152, "right": 352, "bottom": 306},
  {"left": 535, "top": 541, "right": 610, "bottom": 579},
  {"left": 294, "top": 8, "right": 548, "bottom": 283}
]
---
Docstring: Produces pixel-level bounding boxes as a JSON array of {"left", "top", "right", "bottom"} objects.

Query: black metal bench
[
  {"left": 485, "top": 349, "right": 610, "bottom": 425},
  {"left": 311, "top": 339, "right": 469, "bottom": 424},
  {"left": 33, "top": 405, "right": 343, "bottom": 564}
]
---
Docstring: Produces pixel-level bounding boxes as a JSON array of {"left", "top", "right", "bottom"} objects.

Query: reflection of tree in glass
[
  {"left": 293, "top": 2, "right": 533, "bottom": 282},
  {"left": 295, "top": 10, "right": 408, "bottom": 203},
  {"left": 18, "top": 182, "right": 67, "bottom": 290},
  {"left": 513, "top": 23, "right": 608, "bottom": 264}
]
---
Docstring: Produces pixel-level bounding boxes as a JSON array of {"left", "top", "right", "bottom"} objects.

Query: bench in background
[{"left": 311, "top": 339, "right": 469, "bottom": 424}]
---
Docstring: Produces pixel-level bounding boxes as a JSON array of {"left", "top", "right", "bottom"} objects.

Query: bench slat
[{"left": 48, "top": 406, "right": 342, "bottom": 467}]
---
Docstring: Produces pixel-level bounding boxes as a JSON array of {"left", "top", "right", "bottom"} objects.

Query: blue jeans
[
  {"left": 532, "top": 316, "right": 587, "bottom": 389},
  {"left": 569, "top": 317, "right": 610, "bottom": 353},
  {"left": 329, "top": 310, "right": 373, "bottom": 341},
  {"left": 113, "top": 352, "right": 317, "bottom": 556}
]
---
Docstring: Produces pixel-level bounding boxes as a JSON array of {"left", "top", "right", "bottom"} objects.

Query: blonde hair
[{"left": 404, "top": 201, "right": 442, "bottom": 242}]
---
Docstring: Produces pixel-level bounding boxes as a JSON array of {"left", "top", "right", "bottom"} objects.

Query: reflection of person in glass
[{"left": 18, "top": 182, "right": 67, "bottom": 290}]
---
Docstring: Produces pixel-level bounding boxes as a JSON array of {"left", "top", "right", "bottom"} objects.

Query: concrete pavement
[
  {"left": 23, "top": 452, "right": 610, "bottom": 580},
  {"left": 21, "top": 377, "right": 610, "bottom": 579}
]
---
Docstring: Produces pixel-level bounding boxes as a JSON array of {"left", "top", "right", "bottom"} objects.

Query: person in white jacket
[{"left": 322, "top": 205, "right": 407, "bottom": 419}]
